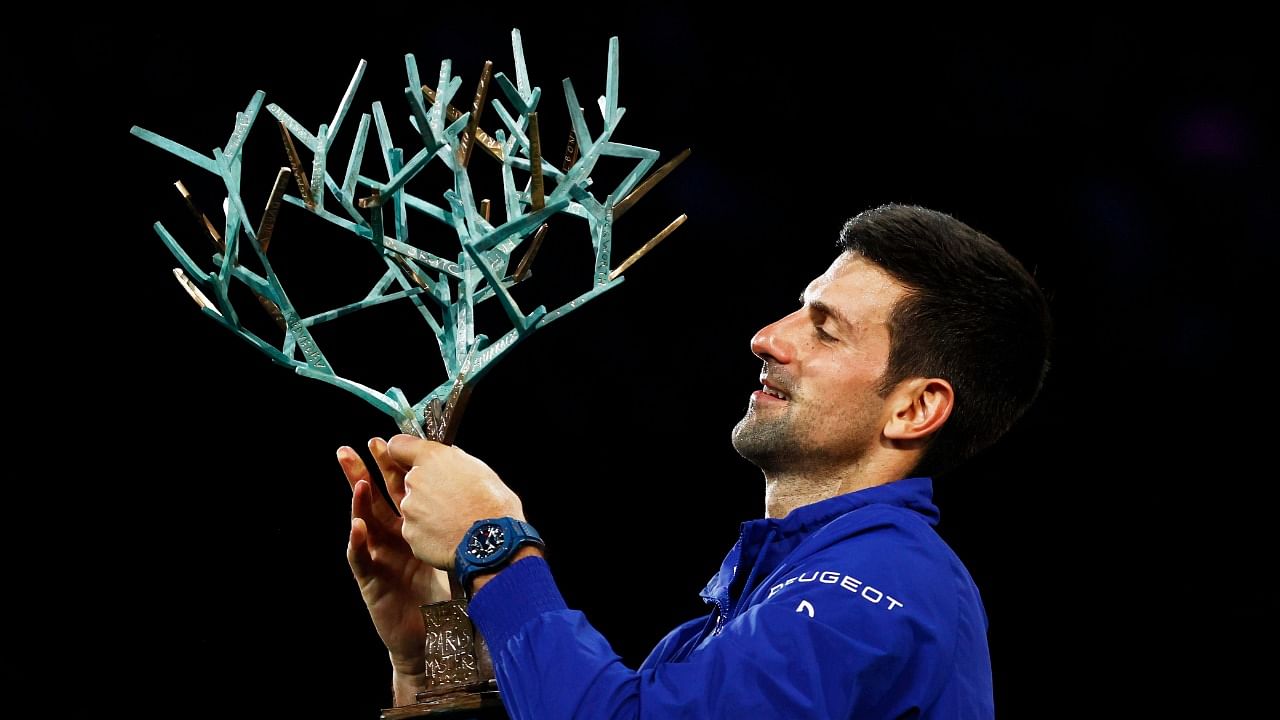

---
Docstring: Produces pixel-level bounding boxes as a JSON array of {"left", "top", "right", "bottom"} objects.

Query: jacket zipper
[
  {"left": 713, "top": 526, "right": 778, "bottom": 637},
  {"left": 710, "top": 530, "right": 746, "bottom": 637}
]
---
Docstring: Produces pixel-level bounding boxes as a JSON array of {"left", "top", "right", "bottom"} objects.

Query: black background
[{"left": 21, "top": 10, "right": 1275, "bottom": 717}]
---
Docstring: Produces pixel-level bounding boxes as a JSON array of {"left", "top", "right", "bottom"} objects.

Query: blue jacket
[{"left": 469, "top": 477, "right": 993, "bottom": 718}]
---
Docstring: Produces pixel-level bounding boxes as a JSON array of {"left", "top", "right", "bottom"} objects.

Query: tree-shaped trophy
[{"left": 132, "top": 28, "right": 688, "bottom": 718}]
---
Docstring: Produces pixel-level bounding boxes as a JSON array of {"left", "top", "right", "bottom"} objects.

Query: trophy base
[{"left": 381, "top": 685, "right": 506, "bottom": 718}]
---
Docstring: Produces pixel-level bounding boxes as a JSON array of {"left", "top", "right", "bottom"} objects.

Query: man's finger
[
  {"left": 347, "top": 517, "right": 374, "bottom": 576},
  {"left": 339, "top": 446, "right": 396, "bottom": 524},
  {"left": 336, "top": 446, "right": 371, "bottom": 490},
  {"left": 386, "top": 434, "right": 442, "bottom": 470},
  {"left": 370, "top": 437, "right": 408, "bottom": 508},
  {"left": 352, "top": 480, "right": 392, "bottom": 545}
]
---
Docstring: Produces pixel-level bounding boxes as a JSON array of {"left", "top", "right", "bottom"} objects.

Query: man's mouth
[
  {"left": 760, "top": 385, "right": 788, "bottom": 400},
  {"left": 758, "top": 377, "right": 790, "bottom": 401}
]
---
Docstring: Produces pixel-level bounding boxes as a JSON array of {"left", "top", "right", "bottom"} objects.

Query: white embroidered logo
[{"left": 768, "top": 570, "right": 904, "bottom": 611}]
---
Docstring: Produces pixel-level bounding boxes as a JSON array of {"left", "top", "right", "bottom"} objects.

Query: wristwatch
[{"left": 455, "top": 517, "right": 545, "bottom": 590}]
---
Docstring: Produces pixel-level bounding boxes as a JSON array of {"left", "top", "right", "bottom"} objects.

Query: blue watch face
[{"left": 467, "top": 523, "right": 506, "bottom": 561}]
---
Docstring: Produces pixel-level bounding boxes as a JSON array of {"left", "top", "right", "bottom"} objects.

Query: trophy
[{"left": 132, "top": 28, "right": 687, "bottom": 718}]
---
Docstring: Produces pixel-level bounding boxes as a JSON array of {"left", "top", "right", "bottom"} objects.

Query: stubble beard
[
  {"left": 731, "top": 400, "right": 810, "bottom": 474},
  {"left": 731, "top": 391, "right": 884, "bottom": 480}
]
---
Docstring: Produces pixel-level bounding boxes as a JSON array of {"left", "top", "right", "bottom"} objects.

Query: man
[{"left": 336, "top": 203, "right": 1052, "bottom": 718}]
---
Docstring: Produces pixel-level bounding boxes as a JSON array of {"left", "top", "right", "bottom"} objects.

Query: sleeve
[{"left": 468, "top": 554, "right": 932, "bottom": 720}]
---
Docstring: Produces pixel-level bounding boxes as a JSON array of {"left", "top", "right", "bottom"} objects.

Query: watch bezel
[{"left": 464, "top": 521, "right": 511, "bottom": 567}]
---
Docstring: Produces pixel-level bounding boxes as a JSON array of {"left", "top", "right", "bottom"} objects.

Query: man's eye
[{"left": 814, "top": 325, "right": 836, "bottom": 341}]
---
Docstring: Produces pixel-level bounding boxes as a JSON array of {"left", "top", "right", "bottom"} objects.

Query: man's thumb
[{"left": 386, "top": 433, "right": 437, "bottom": 468}]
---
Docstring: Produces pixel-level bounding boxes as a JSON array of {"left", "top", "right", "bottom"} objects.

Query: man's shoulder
[
  {"left": 752, "top": 502, "right": 966, "bottom": 652},
  {"left": 782, "top": 502, "right": 974, "bottom": 605}
]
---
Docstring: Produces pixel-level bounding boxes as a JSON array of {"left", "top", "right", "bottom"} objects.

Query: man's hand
[
  {"left": 337, "top": 439, "right": 451, "bottom": 675},
  {"left": 386, "top": 434, "right": 525, "bottom": 570}
]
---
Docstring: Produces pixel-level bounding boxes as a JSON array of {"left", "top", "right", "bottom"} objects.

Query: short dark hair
[{"left": 837, "top": 203, "right": 1052, "bottom": 476}]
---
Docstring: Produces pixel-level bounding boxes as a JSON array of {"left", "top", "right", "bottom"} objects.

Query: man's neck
[{"left": 762, "top": 454, "right": 914, "bottom": 519}]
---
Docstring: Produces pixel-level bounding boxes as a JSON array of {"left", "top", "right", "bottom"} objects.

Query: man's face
[{"left": 731, "top": 253, "right": 908, "bottom": 474}]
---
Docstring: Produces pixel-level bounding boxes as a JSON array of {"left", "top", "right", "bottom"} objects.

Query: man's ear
[{"left": 884, "top": 377, "right": 954, "bottom": 442}]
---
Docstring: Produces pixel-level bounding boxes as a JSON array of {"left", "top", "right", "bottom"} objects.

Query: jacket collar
[
  {"left": 700, "top": 477, "right": 938, "bottom": 608},
  {"left": 777, "top": 475, "right": 939, "bottom": 532}
]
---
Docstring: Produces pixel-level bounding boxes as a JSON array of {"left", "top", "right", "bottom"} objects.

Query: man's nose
[{"left": 750, "top": 314, "right": 797, "bottom": 364}]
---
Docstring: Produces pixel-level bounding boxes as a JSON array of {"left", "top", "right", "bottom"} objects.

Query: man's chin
[{"left": 731, "top": 419, "right": 790, "bottom": 468}]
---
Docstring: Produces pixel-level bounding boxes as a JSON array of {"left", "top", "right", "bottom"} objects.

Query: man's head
[{"left": 732, "top": 204, "right": 1051, "bottom": 481}]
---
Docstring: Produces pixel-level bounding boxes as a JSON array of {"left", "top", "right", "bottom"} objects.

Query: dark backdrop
[{"left": 22, "top": 11, "right": 1274, "bottom": 717}]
